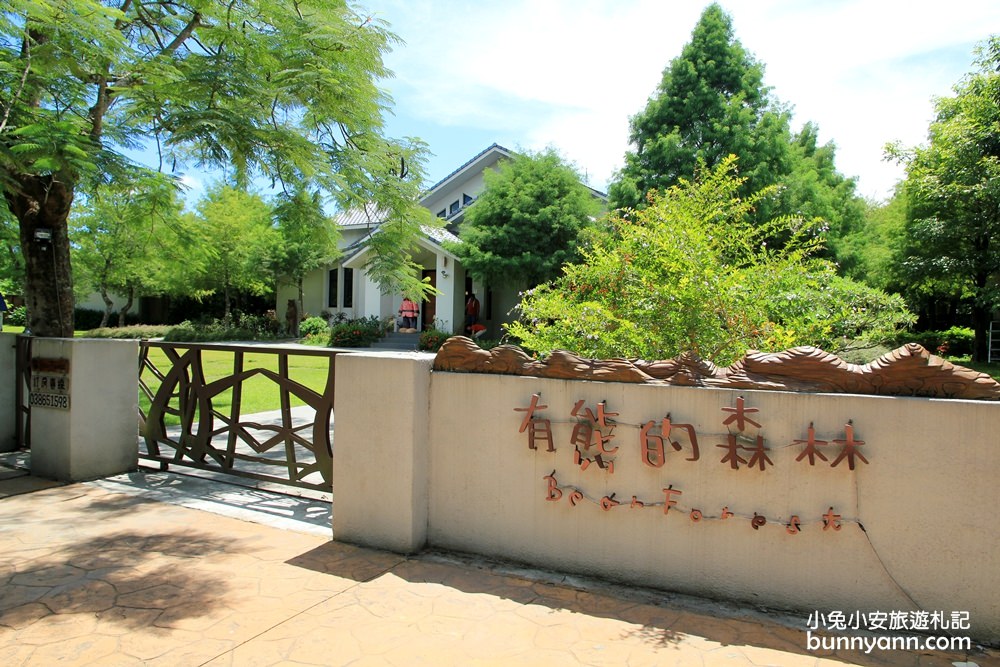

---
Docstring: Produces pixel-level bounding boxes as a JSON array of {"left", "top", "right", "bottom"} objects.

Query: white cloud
[
  {"left": 177, "top": 173, "right": 203, "bottom": 193},
  {"left": 377, "top": 0, "right": 1000, "bottom": 198}
]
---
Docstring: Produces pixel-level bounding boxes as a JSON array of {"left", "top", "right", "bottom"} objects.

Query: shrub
[
  {"left": 418, "top": 329, "right": 450, "bottom": 352},
  {"left": 328, "top": 316, "right": 385, "bottom": 347},
  {"left": 85, "top": 325, "right": 173, "bottom": 339},
  {"left": 299, "top": 316, "right": 328, "bottom": 338},
  {"left": 73, "top": 308, "right": 141, "bottom": 329},
  {"left": 6, "top": 305, "right": 26, "bottom": 326},
  {"left": 898, "top": 327, "right": 974, "bottom": 357},
  {"left": 508, "top": 158, "right": 914, "bottom": 364},
  {"left": 161, "top": 314, "right": 285, "bottom": 342}
]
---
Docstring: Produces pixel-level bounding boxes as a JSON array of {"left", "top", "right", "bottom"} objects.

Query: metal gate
[{"left": 139, "top": 341, "right": 338, "bottom": 493}]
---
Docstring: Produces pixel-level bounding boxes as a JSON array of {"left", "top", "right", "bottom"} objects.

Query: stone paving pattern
[{"left": 0, "top": 475, "right": 996, "bottom": 666}]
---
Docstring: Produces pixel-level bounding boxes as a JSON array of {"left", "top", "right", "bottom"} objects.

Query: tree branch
[
  {"left": 88, "top": 76, "right": 111, "bottom": 142},
  {"left": 161, "top": 11, "right": 200, "bottom": 55},
  {"left": 0, "top": 37, "right": 32, "bottom": 133}
]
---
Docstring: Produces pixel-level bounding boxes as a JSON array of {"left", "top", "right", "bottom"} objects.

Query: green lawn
[
  {"left": 140, "top": 346, "right": 334, "bottom": 426},
  {"left": 941, "top": 356, "right": 1000, "bottom": 381}
]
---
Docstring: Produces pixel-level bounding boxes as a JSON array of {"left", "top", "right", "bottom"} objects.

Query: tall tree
[
  {"left": 608, "top": 3, "right": 866, "bottom": 267},
  {"left": 450, "top": 148, "right": 602, "bottom": 288},
  {"left": 890, "top": 37, "right": 1000, "bottom": 361},
  {"left": 0, "top": 206, "right": 21, "bottom": 296},
  {"left": 191, "top": 185, "right": 274, "bottom": 318},
  {"left": 70, "top": 171, "right": 188, "bottom": 327},
  {"left": 267, "top": 186, "right": 340, "bottom": 316},
  {"left": 609, "top": 3, "right": 792, "bottom": 215},
  {"left": 782, "top": 123, "right": 866, "bottom": 269},
  {"left": 0, "top": 0, "right": 427, "bottom": 336}
]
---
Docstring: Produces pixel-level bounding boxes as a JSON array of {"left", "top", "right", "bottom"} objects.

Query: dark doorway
[{"left": 421, "top": 269, "right": 437, "bottom": 330}]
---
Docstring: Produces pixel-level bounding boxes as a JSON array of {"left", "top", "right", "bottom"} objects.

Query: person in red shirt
[
  {"left": 465, "top": 292, "right": 480, "bottom": 335},
  {"left": 398, "top": 297, "right": 419, "bottom": 331}
]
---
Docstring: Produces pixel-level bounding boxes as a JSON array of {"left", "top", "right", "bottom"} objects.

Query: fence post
[
  {"left": 332, "top": 351, "right": 432, "bottom": 554},
  {"left": 0, "top": 333, "right": 16, "bottom": 451},
  {"left": 29, "top": 338, "right": 138, "bottom": 481}
]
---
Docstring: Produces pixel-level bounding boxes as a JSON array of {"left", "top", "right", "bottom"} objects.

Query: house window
[
  {"left": 327, "top": 269, "right": 338, "bottom": 308},
  {"left": 437, "top": 209, "right": 446, "bottom": 218},
  {"left": 463, "top": 193, "right": 474, "bottom": 206},
  {"left": 450, "top": 200, "right": 460, "bottom": 215},
  {"left": 342, "top": 268, "right": 354, "bottom": 308}
]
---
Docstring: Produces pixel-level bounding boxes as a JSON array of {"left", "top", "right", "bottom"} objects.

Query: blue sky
[
  {"left": 173, "top": 1, "right": 1000, "bottom": 205},
  {"left": 356, "top": 0, "right": 1000, "bottom": 202}
]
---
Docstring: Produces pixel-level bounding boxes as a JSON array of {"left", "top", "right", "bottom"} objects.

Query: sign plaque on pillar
[{"left": 29, "top": 357, "right": 70, "bottom": 410}]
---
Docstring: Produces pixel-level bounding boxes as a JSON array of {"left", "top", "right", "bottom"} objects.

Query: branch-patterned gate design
[{"left": 139, "top": 341, "right": 337, "bottom": 493}]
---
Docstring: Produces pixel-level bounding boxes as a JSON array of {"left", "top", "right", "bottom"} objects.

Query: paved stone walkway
[{"left": 0, "top": 469, "right": 996, "bottom": 666}]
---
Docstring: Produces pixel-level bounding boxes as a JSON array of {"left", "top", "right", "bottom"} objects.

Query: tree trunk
[
  {"left": 100, "top": 285, "right": 113, "bottom": 328},
  {"left": 118, "top": 285, "right": 134, "bottom": 328},
  {"left": 972, "top": 270, "right": 991, "bottom": 362},
  {"left": 4, "top": 174, "right": 75, "bottom": 337},
  {"left": 297, "top": 278, "right": 304, "bottom": 324}
]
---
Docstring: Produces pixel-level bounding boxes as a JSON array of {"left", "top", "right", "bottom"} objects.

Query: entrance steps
[{"left": 370, "top": 331, "right": 421, "bottom": 351}]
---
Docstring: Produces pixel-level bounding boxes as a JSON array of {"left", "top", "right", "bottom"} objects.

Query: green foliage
[
  {"left": 0, "top": 209, "right": 22, "bottom": 293},
  {"left": 888, "top": 37, "right": 1000, "bottom": 360},
  {"left": 189, "top": 185, "right": 276, "bottom": 316},
  {"left": 838, "top": 191, "right": 909, "bottom": 291},
  {"left": 450, "top": 148, "right": 602, "bottom": 287},
  {"left": 329, "top": 316, "right": 385, "bottom": 347},
  {"left": 782, "top": 123, "right": 867, "bottom": 267},
  {"left": 418, "top": 329, "right": 450, "bottom": 352},
  {"left": 6, "top": 304, "right": 26, "bottom": 326},
  {"left": 897, "top": 326, "right": 975, "bottom": 357},
  {"left": 298, "top": 316, "right": 329, "bottom": 338},
  {"left": 161, "top": 312, "right": 284, "bottom": 342},
  {"left": 71, "top": 171, "right": 188, "bottom": 326},
  {"left": 267, "top": 186, "right": 340, "bottom": 296},
  {"left": 509, "top": 159, "right": 914, "bottom": 365}
]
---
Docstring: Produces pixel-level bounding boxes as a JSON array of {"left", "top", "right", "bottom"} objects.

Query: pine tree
[{"left": 609, "top": 3, "right": 793, "bottom": 213}]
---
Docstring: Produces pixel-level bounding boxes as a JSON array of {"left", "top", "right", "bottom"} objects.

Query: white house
[{"left": 275, "top": 143, "right": 605, "bottom": 339}]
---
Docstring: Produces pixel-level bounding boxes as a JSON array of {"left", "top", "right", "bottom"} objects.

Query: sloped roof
[
  {"left": 421, "top": 142, "right": 607, "bottom": 202},
  {"left": 341, "top": 223, "right": 461, "bottom": 268},
  {"left": 421, "top": 143, "right": 514, "bottom": 201},
  {"left": 335, "top": 202, "right": 388, "bottom": 228},
  {"left": 422, "top": 224, "right": 461, "bottom": 247}
]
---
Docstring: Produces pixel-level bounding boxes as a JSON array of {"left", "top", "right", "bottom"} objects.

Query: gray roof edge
[{"left": 421, "top": 143, "right": 515, "bottom": 201}]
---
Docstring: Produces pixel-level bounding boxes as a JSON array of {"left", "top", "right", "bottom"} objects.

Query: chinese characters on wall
[{"left": 515, "top": 392, "right": 866, "bottom": 533}]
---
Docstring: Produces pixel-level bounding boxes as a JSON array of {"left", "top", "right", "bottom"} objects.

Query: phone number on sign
[{"left": 29, "top": 393, "right": 70, "bottom": 410}]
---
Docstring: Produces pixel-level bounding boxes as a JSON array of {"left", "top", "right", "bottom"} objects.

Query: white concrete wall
[
  {"left": 333, "top": 352, "right": 432, "bottom": 553},
  {"left": 29, "top": 338, "right": 138, "bottom": 481},
  {"left": 435, "top": 255, "right": 456, "bottom": 333},
  {"left": 332, "top": 354, "right": 1000, "bottom": 642},
  {"left": 76, "top": 291, "right": 129, "bottom": 312},
  {"left": 0, "top": 334, "right": 16, "bottom": 451}
]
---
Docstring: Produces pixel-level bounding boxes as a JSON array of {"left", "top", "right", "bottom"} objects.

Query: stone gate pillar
[
  {"left": 332, "top": 351, "right": 432, "bottom": 554},
  {"left": 28, "top": 337, "right": 138, "bottom": 481}
]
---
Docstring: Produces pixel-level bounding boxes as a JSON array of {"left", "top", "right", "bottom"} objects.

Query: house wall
[
  {"left": 333, "top": 353, "right": 1000, "bottom": 642},
  {"left": 422, "top": 169, "right": 492, "bottom": 221},
  {"left": 76, "top": 292, "right": 129, "bottom": 313}
]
